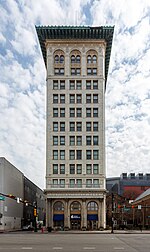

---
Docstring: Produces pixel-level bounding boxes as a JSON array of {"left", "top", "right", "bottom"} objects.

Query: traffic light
[
  {"left": 8, "top": 194, "right": 16, "bottom": 199},
  {"left": 34, "top": 208, "right": 37, "bottom": 217},
  {"left": 132, "top": 205, "right": 135, "bottom": 209}
]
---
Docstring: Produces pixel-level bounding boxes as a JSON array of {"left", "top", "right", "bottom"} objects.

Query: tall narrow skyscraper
[{"left": 36, "top": 26, "right": 114, "bottom": 230}]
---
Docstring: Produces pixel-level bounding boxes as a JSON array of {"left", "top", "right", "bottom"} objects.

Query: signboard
[
  {"left": 70, "top": 214, "right": 81, "bottom": 220},
  {"left": 138, "top": 205, "right": 142, "bottom": 210},
  {"left": 0, "top": 196, "right": 5, "bottom": 201}
]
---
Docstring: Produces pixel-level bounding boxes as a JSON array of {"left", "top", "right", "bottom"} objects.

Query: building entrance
[
  {"left": 87, "top": 220, "right": 98, "bottom": 230},
  {"left": 70, "top": 201, "right": 81, "bottom": 230}
]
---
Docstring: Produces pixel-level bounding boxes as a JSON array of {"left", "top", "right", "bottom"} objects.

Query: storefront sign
[{"left": 70, "top": 214, "right": 81, "bottom": 220}]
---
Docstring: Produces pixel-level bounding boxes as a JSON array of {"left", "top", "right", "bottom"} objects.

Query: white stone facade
[{"left": 45, "top": 39, "right": 107, "bottom": 230}]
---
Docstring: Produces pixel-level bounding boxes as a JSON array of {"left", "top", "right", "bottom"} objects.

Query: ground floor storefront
[{"left": 46, "top": 194, "right": 106, "bottom": 230}]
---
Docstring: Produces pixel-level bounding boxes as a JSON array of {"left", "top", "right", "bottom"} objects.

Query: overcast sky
[{"left": 0, "top": 0, "right": 150, "bottom": 189}]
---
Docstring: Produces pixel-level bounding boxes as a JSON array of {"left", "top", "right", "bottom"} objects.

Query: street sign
[
  {"left": 138, "top": 205, "right": 142, "bottom": 210},
  {"left": 0, "top": 196, "right": 5, "bottom": 201}
]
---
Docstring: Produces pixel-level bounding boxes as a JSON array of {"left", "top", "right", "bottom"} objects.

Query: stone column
[
  {"left": 49, "top": 199, "right": 53, "bottom": 228},
  {"left": 98, "top": 200, "right": 101, "bottom": 229},
  {"left": 64, "top": 200, "right": 69, "bottom": 230},
  {"left": 82, "top": 200, "right": 87, "bottom": 230}
]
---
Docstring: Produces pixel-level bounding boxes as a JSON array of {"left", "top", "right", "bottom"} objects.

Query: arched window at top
[
  {"left": 71, "top": 201, "right": 81, "bottom": 211},
  {"left": 76, "top": 55, "right": 81, "bottom": 63},
  {"left": 87, "top": 55, "right": 92, "bottom": 63},
  {"left": 71, "top": 55, "right": 76, "bottom": 63},
  {"left": 87, "top": 201, "right": 98, "bottom": 211},
  {"left": 93, "top": 55, "right": 97, "bottom": 63},
  {"left": 60, "top": 55, "right": 64, "bottom": 63},
  {"left": 53, "top": 201, "right": 64, "bottom": 211},
  {"left": 55, "top": 55, "right": 59, "bottom": 63}
]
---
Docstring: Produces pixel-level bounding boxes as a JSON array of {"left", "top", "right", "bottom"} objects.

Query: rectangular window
[
  {"left": 60, "top": 164, "right": 65, "bottom": 174},
  {"left": 53, "top": 179, "right": 58, "bottom": 188},
  {"left": 86, "top": 94, "right": 91, "bottom": 103},
  {"left": 76, "top": 179, "right": 82, "bottom": 188},
  {"left": 86, "top": 136, "right": 91, "bottom": 145},
  {"left": 93, "top": 150, "right": 99, "bottom": 160},
  {"left": 93, "top": 94, "right": 98, "bottom": 103},
  {"left": 70, "top": 108, "right": 75, "bottom": 117},
  {"left": 53, "top": 94, "right": 58, "bottom": 104},
  {"left": 69, "top": 150, "right": 75, "bottom": 160},
  {"left": 86, "top": 122, "right": 91, "bottom": 131},
  {"left": 76, "top": 81, "right": 82, "bottom": 90},
  {"left": 60, "top": 122, "right": 65, "bottom": 131},
  {"left": 71, "top": 68, "right": 76, "bottom": 75},
  {"left": 77, "top": 164, "right": 82, "bottom": 174},
  {"left": 76, "top": 68, "right": 81, "bottom": 75},
  {"left": 93, "top": 136, "right": 98, "bottom": 145},
  {"left": 93, "top": 80, "right": 98, "bottom": 90},
  {"left": 60, "top": 179, "right": 65, "bottom": 188},
  {"left": 60, "top": 136, "right": 65, "bottom": 145},
  {"left": 70, "top": 122, "right": 75, "bottom": 131},
  {"left": 93, "top": 179, "right": 99, "bottom": 188},
  {"left": 86, "top": 81, "right": 91, "bottom": 89},
  {"left": 70, "top": 136, "right": 75, "bottom": 146},
  {"left": 93, "top": 108, "right": 98, "bottom": 117},
  {"left": 70, "top": 164, "right": 75, "bottom": 174},
  {"left": 86, "top": 179, "right": 92, "bottom": 188},
  {"left": 53, "top": 164, "right": 58, "bottom": 174},
  {"left": 70, "top": 179, "right": 75, "bottom": 188},
  {"left": 76, "top": 94, "right": 82, "bottom": 104},
  {"left": 70, "top": 94, "right": 75, "bottom": 104},
  {"left": 53, "top": 122, "right": 58, "bottom": 132},
  {"left": 86, "top": 108, "right": 91, "bottom": 117},
  {"left": 76, "top": 108, "right": 82, "bottom": 117},
  {"left": 87, "top": 68, "right": 92, "bottom": 75},
  {"left": 86, "top": 164, "right": 92, "bottom": 174},
  {"left": 93, "top": 122, "right": 98, "bottom": 131},
  {"left": 60, "top": 68, "right": 64, "bottom": 75},
  {"left": 76, "top": 150, "right": 82, "bottom": 160},
  {"left": 53, "top": 81, "right": 58, "bottom": 90},
  {"left": 70, "top": 81, "right": 75, "bottom": 90},
  {"left": 53, "top": 150, "right": 58, "bottom": 160},
  {"left": 60, "top": 150, "right": 65, "bottom": 160},
  {"left": 53, "top": 108, "right": 58, "bottom": 117},
  {"left": 53, "top": 136, "right": 58, "bottom": 146},
  {"left": 60, "top": 108, "right": 65, "bottom": 117},
  {"left": 93, "top": 68, "right": 97, "bottom": 75},
  {"left": 60, "top": 94, "right": 65, "bottom": 104},
  {"left": 76, "top": 122, "right": 82, "bottom": 132},
  {"left": 86, "top": 150, "right": 92, "bottom": 160},
  {"left": 76, "top": 136, "right": 82, "bottom": 146},
  {"left": 93, "top": 164, "right": 99, "bottom": 174},
  {"left": 60, "top": 80, "right": 65, "bottom": 90},
  {"left": 54, "top": 68, "right": 59, "bottom": 75}
]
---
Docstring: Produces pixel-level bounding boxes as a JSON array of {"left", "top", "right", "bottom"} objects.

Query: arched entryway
[
  {"left": 70, "top": 201, "right": 81, "bottom": 230},
  {"left": 53, "top": 201, "right": 64, "bottom": 229},
  {"left": 87, "top": 201, "right": 98, "bottom": 230}
]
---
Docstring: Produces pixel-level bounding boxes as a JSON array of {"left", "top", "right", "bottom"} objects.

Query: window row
[
  {"left": 53, "top": 94, "right": 99, "bottom": 104},
  {"left": 54, "top": 54, "right": 97, "bottom": 64},
  {"left": 51, "top": 179, "right": 100, "bottom": 188},
  {"left": 54, "top": 68, "right": 97, "bottom": 76},
  {"left": 53, "top": 121, "right": 99, "bottom": 132},
  {"left": 53, "top": 80, "right": 98, "bottom": 90},
  {"left": 53, "top": 108, "right": 99, "bottom": 118},
  {"left": 52, "top": 164, "right": 100, "bottom": 175},
  {"left": 52, "top": 136, "right": 99, "bottom": 146},
  {"left": 52, "top": 150, "right": 99, "bottom": 160}
]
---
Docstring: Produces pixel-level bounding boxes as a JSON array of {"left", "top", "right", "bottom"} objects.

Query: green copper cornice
[{"left": 35, "top": 26, "right": 114, "bottom": 86}]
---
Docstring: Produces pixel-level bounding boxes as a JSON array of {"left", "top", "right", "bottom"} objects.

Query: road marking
[
  {"left": 114, "top": 248, "right": 124, "bottom": 250},
  {"left": 53, "top": 247, "right": 63, "bottom": 250},
  {"left": 22, "top": 248, "right": 33, "bottom": 250},
  {"left": 83, "top": 247, "right": 95, "bottom": 250}
]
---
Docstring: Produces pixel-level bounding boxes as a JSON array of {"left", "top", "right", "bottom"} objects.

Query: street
[{"left": 0, "top": 232, "right": 150, "bottom": 252}]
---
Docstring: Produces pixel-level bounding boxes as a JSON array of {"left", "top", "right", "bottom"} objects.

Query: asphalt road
[{"left": 0, "top": 232, "right": 149, "bottom": 252}]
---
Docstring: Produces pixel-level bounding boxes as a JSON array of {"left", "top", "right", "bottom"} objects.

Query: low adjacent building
[{"left": 0, "top": 157, "right": 45, "bottom": 231}]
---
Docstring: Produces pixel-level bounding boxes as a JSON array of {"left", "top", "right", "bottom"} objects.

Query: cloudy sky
[{"left": 0, "top": 0, "right": 150, "bottom": 189}]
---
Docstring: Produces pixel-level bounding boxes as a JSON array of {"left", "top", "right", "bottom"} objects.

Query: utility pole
[
  {"left": 111, "top": 193, "right": 114, "bottom": 233},
  {"left": 33, "top": 201, "right": 37, "bottom": 232}
]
